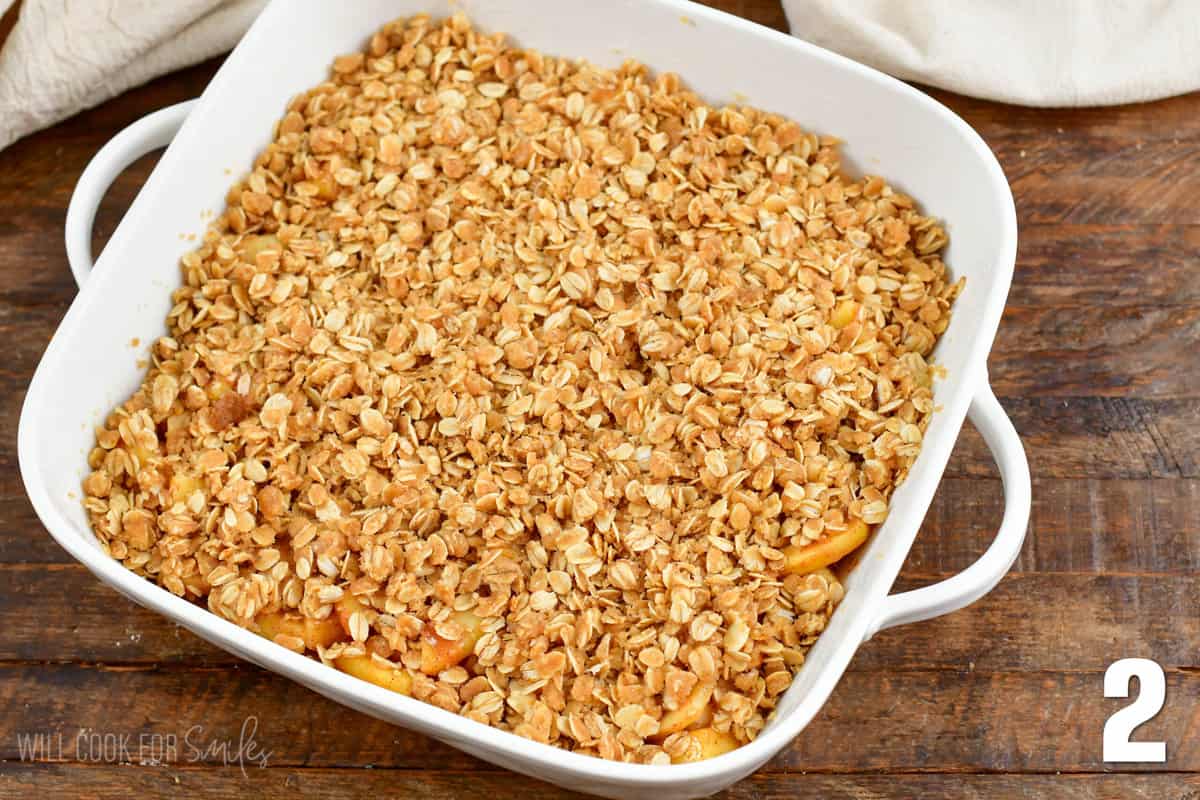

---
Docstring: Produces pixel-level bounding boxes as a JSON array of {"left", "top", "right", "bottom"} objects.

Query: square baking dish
[{"left": 20, "top": 1, "right": 1029, "bottom": 796}]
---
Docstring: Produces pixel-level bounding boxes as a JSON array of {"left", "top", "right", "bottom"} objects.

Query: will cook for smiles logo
[{"left": 15, "top": 715, "right": 273, "bottom": 776}]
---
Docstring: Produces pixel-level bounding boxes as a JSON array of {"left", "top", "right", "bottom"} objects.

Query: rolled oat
[{"left": 82, "top": 13, "right": 960, "bottom": 763}]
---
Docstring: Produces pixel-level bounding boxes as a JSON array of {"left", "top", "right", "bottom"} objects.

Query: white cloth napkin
[
  {"left": 0, "top": 0, "right": 265, "bottom": 152},
  {"left": 1, "top": 0, "right": 1197, "bottom": 153},
  {"left": 780, "top": 0, "right": 1200, "bottom": 107}
]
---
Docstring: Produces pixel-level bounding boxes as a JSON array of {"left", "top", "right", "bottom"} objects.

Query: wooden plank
[
  {"left": 858, "top": 573, "right": 1200, "bottom": 672},
  {"left": 0, "top": 152, "right": 164, "bottom": 309},
  {"left": 3, "top": 568, "right": 1196, "bottom": 671},
  {"left": 1010, "top": 225, "right": 1200, "bottom": 307},
  {"left": 0, "top": 664, "right": 1194, "bottom": 773},
  {"left": 0, "top": 664, "right": 479, "bottom": 769},
  {"left": 781, "top": 670, "right": 1191, "bottom": 774},
  {"left": 912, "top": 478, "right": 1200, "bottom": 575},
  {"left": 931, "top": 89, "right": 1200, "bottom": 227},
  {"left": 945, "top": 398, "right": 1199, "bottom": 480},
  {"left": 696, "top": 0, "right": 789, "bottom": 31},
  {"left": 989, "top": 305, "right": 1200, "bottom": 398},
  {"left": 0, "top": 210, "right": 75, "bottom": 305},
  {"left": 2, "top": 765, "right": 1199, "bottom": 800},
  {"left": 1146, "top": 407, "right": 1200, "bottom": 479},
  {"left": 0, "top": 565, "right": 226, "bottom": 663},
  {"left": 0, "top": 496, "right": 69, "bottom": 563},
  {"left": 0, "top": 304, "right": 72, "bottom": 381},
  {"left": 933, "top": 89, "right": 1200, "bottom": 142},
  {"left": 993, "top": 136, "right": 1200, "bottom": 225}
]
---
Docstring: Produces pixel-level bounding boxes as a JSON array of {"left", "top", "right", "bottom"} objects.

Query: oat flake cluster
[{"left": 82, "top": 14, "right": 960, "bottom": 764}]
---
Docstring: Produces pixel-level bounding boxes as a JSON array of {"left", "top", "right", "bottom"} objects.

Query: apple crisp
[{"left": 81, "top": 13, "right": 960, "bottom": 764}]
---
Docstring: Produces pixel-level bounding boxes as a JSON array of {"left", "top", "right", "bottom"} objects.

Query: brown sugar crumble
[{"left": 82, "top": 13, "right": 960, "bottom": 764}]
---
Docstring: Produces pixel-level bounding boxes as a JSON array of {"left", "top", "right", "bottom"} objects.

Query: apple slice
[
  {"left": 673, "top": 727, "right": 740, "bottom": 762},
  {"left": 256, "top": 611, "right": 345, "bottom": 650},
  {"left": 169, "top": 473, "right": 204, "bottom": 506},
  {"left": 830, "top": 299, "right": 860, "bottom": 329},
  {"left": 334, "top": 653, "right": 413, "bottom": 695},
  {"left": 335, "top": 592, "right": 369, "bottom": 639},
  {"left": 657, "top": 683, "right": 715, "bottom": 737},
  {"left": 419, "top": 610, "right": 484, "bottom": 675},
  {"left": 783, "top": 518, "right": 869, "bottom": 575}
]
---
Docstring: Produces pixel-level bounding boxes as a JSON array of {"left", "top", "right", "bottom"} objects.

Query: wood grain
[
  {"left": 1, "top": 664, "right": 1194, "bottom": 773},
  {"left": 2, "top": 0, "right": 1199, "bottom": 796},
  {"left": 1010, "top": 225, "right": 1200, "bottom": 307},
  {"left": 695, "top": 0, "right": 789, "bottom": 31},
  {"left": 990, "top": 306, "right": 1200, "bottom": 398},
  {"left": 6, "top": 765, "right": 1200, "bottom": 800},
  {"left": 945, "top": 398, "right": 1199, "bottom": 480},
  {"left": 915, "top": 478, "right": 1200, "bottom": 575},
  {"left": 929, "top": 89, "right": 1200, "bottom": 141},
  {"left": 994, "top": 137, "right": 1200, "bottom": 226}
]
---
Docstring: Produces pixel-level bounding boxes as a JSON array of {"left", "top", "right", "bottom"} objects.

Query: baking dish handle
[
  {"left": 863, "top": 382, "right": 1030, "bottom": 640},
  {"left": 65, "top": 98, "right": 198, "bottom": 290}
]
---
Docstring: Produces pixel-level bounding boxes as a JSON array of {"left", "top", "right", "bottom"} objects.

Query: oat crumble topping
[{"left": 82, "top": 13, "right": 961, "bottom": 764}]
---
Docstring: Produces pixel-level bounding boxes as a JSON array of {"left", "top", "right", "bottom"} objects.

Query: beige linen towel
[
  {"left": 780, "top": 0, "right": 1200, "bottom": 107},
  {"left": 0, "top": 0, "right": 265, "bottom": 151}
]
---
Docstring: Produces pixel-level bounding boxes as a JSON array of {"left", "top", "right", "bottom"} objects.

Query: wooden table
[{"left": 1, "top": 2, "right": 1197, "bottom": 797}]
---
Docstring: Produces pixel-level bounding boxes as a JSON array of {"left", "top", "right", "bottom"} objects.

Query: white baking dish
[{"left": 19, "top": 1, "right": 1029, "bottom": 796}]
